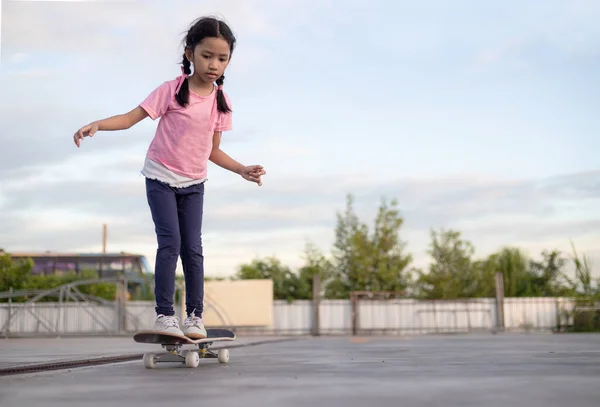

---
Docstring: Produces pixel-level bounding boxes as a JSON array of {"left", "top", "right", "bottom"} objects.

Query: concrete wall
[{"left": 202, "top": 279, "right": 273, "bottom": 327}]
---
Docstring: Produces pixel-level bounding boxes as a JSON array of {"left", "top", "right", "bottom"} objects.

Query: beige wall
[{"left": 195, "top": 279, "right": 273, "bottom": 327}]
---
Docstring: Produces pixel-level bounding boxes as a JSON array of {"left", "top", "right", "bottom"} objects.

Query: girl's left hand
[{"left": 240, "top": 165, "right": 266, "bottom": 186}]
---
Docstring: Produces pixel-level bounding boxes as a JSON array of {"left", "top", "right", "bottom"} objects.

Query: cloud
[
  {"left": 1, "top": 0, "right": 302, "bottom": 78},
  {"left": 0, "top": 0, "right": 319, "bottom": 179},
  {"left": 1, "top": 166, "right": 599, "bottom": 276},
  {"left": 467, "top": 1, "right": 600, "bottom": 72},
  {"left": 1, "top": 0, "right": 599, "bottom": 279},
  {"left": 0, "top": 109, "right": 153, "bottom": 178}
]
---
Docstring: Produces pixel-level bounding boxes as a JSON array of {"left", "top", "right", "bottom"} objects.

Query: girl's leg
[
  {"left": 176, "top": 182, "right": 207, "bottom": 338},
  {"left": 145, "top": 178, "right": 181, "bottom": 319},
  {"left": 176, "top": 182, "right": 205, "bottom": 317}
]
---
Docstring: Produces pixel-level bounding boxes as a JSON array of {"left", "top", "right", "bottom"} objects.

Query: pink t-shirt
[{"left": 139, "top": 78, "right": 232, "bottom": 179}]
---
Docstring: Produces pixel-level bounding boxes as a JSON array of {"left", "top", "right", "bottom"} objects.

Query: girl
[{"left": 72, "top": 16, "right": 266, "bottom": 339}]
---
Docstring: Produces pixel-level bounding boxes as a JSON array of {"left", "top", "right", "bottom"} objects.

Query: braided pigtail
[
  {"left": 175, "top": 52, "right": 192, "bottom": 107},
  {"left": 215, "top": 75, "right": 231, "bottom": 114},
  {"left": 176, "top": 16, "right": 236, "bottom": 111}
]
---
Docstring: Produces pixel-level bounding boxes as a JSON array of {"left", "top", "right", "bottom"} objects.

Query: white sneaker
[
  {"left": 183, "top": 315, "right": 207, "bottom": 339},
  {"left": 152, "top": 314, "right": 184, "bottom": 336}
]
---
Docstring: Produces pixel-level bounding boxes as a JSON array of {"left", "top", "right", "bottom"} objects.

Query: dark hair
[{"left": 175, "top": 16, "right": 236, "bottom": 113}]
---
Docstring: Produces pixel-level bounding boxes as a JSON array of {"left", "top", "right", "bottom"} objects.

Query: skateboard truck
[
  {"left": 134, "top": 328, "right": 235, "bottom": 369},
  {"left": 144, "top": 342, "right": 230, "bottom": 368}
]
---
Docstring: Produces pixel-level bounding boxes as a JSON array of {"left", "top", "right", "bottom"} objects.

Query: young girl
[{"left": 72, "top": 16, "right": 266, "bottom": 339}]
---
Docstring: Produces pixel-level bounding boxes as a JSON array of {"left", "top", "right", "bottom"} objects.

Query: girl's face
[{"left": 187, "top": 37, "right": 231, "bottom": 84}]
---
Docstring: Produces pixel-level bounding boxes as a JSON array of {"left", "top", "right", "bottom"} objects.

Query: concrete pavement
[
  {"left": 0, "top": 335, "right": 297, "bottom": 370},
  {"left": 0, "top": 333, "right": 599, "bottom": 407}
]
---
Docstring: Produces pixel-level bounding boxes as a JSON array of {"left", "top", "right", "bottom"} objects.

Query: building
[{"left": 7, "top": 251, "right": 152, "bottom": 281}]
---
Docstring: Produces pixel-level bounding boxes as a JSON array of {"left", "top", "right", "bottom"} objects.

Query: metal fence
[{"left": 0, "top": 297, "right": 575, "bottom": 337}]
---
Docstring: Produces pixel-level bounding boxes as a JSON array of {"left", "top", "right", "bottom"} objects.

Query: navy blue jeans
[{"left": 145, "top": 177, "right": 205, "bottom": 318}]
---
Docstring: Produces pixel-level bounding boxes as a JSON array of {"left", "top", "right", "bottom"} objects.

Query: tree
[
  {"left": 328, "top": 194, "right": 360, "bottom": 298},
  {"left": 234, "top": 244, "right": 334, "bottom": 301},
  {"left": 234, "top": 257, "right": 301, "bottom": 301},
  {"left": 0, "top": 252, "right": 33, "bottom": 292},
  {"left": 564, "top": 241, "right": 600, "bottom": 299},
  {"left": 0, "top": 252, "right": 117, "bottom": 302},
  {"left": 230, "top": 193, "right": 597, "bottom": 304},
  {"left": 528, "top": 250, "right": 570, "bottom": 296},
  {"left": 414, "top": 228, "right": 479, "bottom": 299},
  {"left": 471, "top": 254, "right": 499, "bottom": 298},
  {"left": 327, "top": 194, "right": 413, "bottom": 298},
  {"left": 295, "top": 242, "right": 335, "bottom": 300},
  {"left": 493, "top": 247, "right": 532, "bottom": 296}
]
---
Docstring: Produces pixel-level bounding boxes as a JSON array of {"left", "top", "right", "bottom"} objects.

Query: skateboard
[{"left": 133, "top": 328, "right": 236, "bottom": 369}]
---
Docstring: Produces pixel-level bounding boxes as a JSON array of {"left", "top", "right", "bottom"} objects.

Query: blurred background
[{"left": 0, "top": 0, "right": 599, "bottom": 336}]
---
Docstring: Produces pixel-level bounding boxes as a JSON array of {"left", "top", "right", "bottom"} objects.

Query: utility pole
[{"left": 102, "top": 224, "right": 107, "bottom": 254}]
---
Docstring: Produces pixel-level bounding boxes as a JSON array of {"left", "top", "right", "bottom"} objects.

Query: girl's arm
[
  {"left": 73, "top": 106, "right": 148, "bottom": 147},
  {"left": 208, "top": 131, "right": 244, "bottom": 174},
  {"left": 209, "top": 131, "right": 266, "bottom": 185},
  {"left": 93, "top": 106, "right": 149, "bottom": 131}
]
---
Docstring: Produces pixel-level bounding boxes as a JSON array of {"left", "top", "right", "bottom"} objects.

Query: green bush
[{"left": 0, "top": 253, "right": 117, "bottom": 302}]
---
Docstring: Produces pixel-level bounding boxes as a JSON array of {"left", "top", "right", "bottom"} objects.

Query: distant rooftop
[
  {"left": 8, "top": 251, "right": 146, "bottom": 258},
  {"left": 4, "top": 251, "right": 152, "bottom": 276}
]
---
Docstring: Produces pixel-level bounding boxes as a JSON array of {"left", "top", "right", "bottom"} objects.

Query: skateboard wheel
[
  {"left": 143, "top": 353, "right": 157, "bottom": 369},
  {"left": 185, "top": 351, "right": 200, "bottom": 368},
  {"left": 217, "top": 349, "right": 230, "bottom": 364}
]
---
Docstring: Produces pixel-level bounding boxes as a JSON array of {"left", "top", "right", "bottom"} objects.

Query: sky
[{"left": 0, "top": 0, "right": 599, "bottom": 279}]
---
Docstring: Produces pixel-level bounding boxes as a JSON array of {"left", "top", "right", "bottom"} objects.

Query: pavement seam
[{"left": 0, "top": 336, "right": 306, "bottom": 377}]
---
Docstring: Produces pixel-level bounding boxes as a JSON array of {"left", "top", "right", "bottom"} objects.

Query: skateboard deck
[
  {"left": 133, "top": 328, "right": 236, "bottom": 345},
  {"left": 133, "top": 328, "right": 236, "bottom": 369}
]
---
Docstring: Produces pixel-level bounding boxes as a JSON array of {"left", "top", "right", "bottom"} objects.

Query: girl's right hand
[{"left": 73, "top": 122, "right": 98, "bottom": 147}]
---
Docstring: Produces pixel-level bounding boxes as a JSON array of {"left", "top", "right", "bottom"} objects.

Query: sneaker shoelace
[
  {"left": 184, "top": 316, "right": 202, "bottom": 327},
  {"left": 161, "top": 315, "right": 180, "bottom": 327}
]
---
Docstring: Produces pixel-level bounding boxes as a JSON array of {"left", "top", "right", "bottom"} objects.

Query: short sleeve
[
  {"left": 139, "top": 81, "right": 174, "bottom": 120},
  {"left": 214, "top": 91, "right": 232, "bottom": 132}
]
